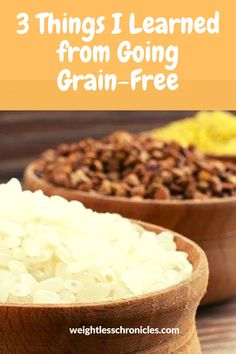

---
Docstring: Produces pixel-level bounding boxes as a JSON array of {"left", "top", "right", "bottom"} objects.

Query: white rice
[{"left": 0, "top": 179, "right": 192, "bottom": 304}]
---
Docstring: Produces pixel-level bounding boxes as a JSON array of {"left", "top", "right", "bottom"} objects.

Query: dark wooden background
[{"left": 0, "top": 110, "right": 236, "bottom": 354}]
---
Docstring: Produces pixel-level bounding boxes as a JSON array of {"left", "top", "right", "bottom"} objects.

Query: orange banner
[{"left": 0, "top": 1, "right": 235, "bottom": 110}]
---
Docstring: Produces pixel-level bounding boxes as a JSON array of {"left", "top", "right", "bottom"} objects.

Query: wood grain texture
[
  {"left": 0, "top": 222, "right": 208, "bottom": 354},
  {"left": 197, "top": 297, "right": 236, "bottom": 354}
]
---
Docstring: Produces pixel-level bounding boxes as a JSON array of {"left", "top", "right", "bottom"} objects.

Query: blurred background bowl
[
  {"left": 25, "top": 162, "right": 235, "bottom": 305},
  {"left": 0, "top": 221, "right": 208, "bottom": 354},
  {"left": 207, "top": 154, "right": 236, "bottom": 164}
]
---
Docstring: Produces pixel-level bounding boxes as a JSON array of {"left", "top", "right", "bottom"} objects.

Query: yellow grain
[{"left": 153, "top": 111, "right": 236, "bottom": 155}]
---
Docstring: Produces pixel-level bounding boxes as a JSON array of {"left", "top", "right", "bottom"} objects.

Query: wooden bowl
[
  {"left": 207, "top": 153, "right": 236, "bottom": 164},
  {"left": 0, "top": 219, "right": 208, "bottom": 354},
  {"left": 24, "top": 163, "right": 236, "bottom": 305}
]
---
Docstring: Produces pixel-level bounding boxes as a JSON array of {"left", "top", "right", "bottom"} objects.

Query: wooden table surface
[
  {"left": 1, "top": 111, "right": 236, "bottom": 354},
  {"left": 197, "top": 297, "right": 236, "bottom": 354}
]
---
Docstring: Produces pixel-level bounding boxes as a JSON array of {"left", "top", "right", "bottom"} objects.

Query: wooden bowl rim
[
  {"left": 0, "top": 220, "right": 207, "bottom": 309},
  {"left": 25, "top": 161, "right": 236, "bottom": 206},
  {"left": 206, "top": 153, "right": 236, "bottom": 160}
]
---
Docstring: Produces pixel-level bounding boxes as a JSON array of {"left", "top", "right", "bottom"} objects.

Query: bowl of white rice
[{"left": 0, "top": 179, "right": 208, "bottom": 354}]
